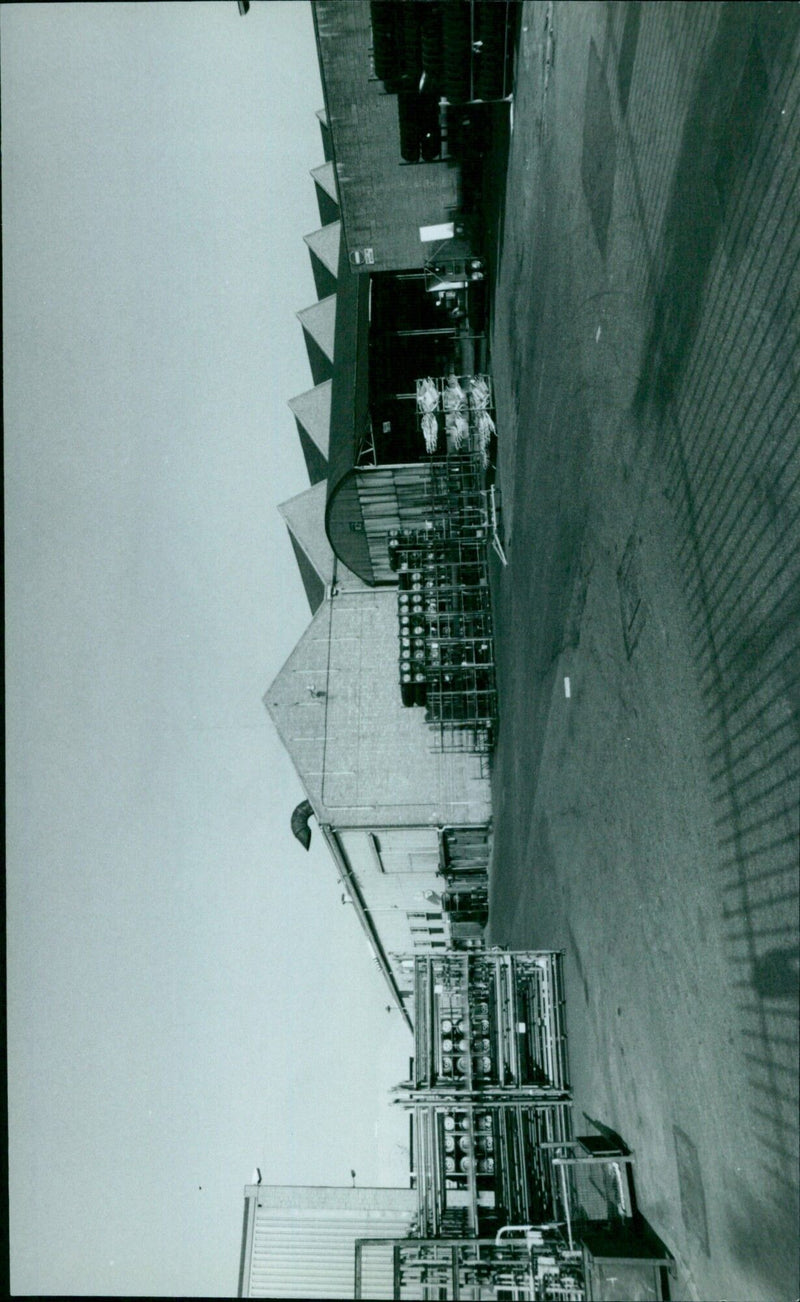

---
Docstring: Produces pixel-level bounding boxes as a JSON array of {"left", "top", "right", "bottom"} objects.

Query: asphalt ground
[{"left": 486, "top": 4, "right": 800, "bottom": 1300}]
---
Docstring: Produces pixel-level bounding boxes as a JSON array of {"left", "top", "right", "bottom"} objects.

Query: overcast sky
[{"left": 4, "top": 3, "right": 411, "bottom": 1295}]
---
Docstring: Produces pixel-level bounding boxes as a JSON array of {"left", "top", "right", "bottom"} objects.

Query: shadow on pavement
[
  {"left": 635, "top": 3, "right": 800, "bottom": 416},
  {"left": 581, "top": 38, "right": 617, "bottom": 258},
  {"left": 632, "top": 4, "right": 800, "bottom": 1285}
]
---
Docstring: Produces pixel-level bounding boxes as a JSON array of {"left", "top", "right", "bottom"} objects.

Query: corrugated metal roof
[
  {"left": 240, "top": 1187, "right": 416, "bottom": 1299},
  {"left": 248, "top": 1216, "right": 414, "bottom": 1297}
]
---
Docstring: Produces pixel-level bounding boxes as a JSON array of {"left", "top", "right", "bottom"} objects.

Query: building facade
[
  {"left": 310, "top": 2, "right": 498, "bottom": 590},
  {"left": 265, "top": 582, "right": 493, "bottom": 1024},
  {"left": 313, "top": 0, "right": 518, "bottom": 274},
  {"left": 238, "top": 1184, "right": 417, "bottom": 1299},
  {"left": 313, "top": 0, "right": 462, "bottom": 274},
  {"left": 267, "top": 116, "right": 493, "bottom": 1024}
]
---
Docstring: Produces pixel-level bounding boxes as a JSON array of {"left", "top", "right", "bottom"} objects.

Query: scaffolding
[
  {"left": 406, "top": 1100, "right": 574, "bottom": 1240},
  {"left": 356, "top": 1222, "right": 675, "bottom": 1302},
  {"left": 544, "top": 1138, "right": 636, "bottom": 1253},
  {"left": 355, "top": 1235, "right": 586, "bottom": 1302},
  {"left": 392, "top": 460, "right": 498, "bottom": 753},
  {"left": 408, "top": 952, "right": 570, "bottom": 1095},
  {"left": 394, "top": 952, "right": 572, "bottom": 1241},
  {"left": 358, "top": 948, "right": 673, "bottom": 1301}
]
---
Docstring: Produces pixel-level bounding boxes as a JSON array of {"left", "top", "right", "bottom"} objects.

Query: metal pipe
[{"left": 559, "top": 1163, "right": 574, "bottom": 1253}]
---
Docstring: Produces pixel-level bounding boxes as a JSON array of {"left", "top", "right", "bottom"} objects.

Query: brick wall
[
  {"left": 322, "top": 588, "right": 492, "bottom": 825},
  {"left": 265, "top": 587, "right": 492, "bottom": 828}
]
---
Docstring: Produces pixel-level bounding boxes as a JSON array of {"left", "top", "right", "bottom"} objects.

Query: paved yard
[{"left": 488, "top": 4, "right": 800, "bottom": 1299}]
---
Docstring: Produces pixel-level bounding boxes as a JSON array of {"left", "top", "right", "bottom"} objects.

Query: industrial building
[
  {"left": 237, "top": 1184, "right": 417, "bottom": 1299},
  {"left": 265, "top": 105, "right": 496, "bottom": 1025},
  {"left": 312, "top": 0, "right": 514, "bottom": 275},
  {"left": 310, "top": 0, "right": 510, "bottom": 592}
]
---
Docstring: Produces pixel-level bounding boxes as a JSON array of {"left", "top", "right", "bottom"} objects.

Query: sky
[{"left": 3, "top": 3, "right": 412, "bottom": 1295}]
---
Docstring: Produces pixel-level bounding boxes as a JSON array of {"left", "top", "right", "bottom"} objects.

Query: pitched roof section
[
  {"left": 311, "top": 162, "right": 340, "bottom": 226},
  {"left": 279, "top": 481, "right": 335, "bottom": 592},
  {"left": 296, "top": 294, "right": 336, "bottom": 386},
  {"left": 296, "top": 296, "right": 336, "bottom": 357},
  {"left": 280, "top": 482, "right": 367, "bottom": 604},
  {"left": 302, "top": 221, "right": 336, "bottom": 299},
  {"left": 311, "top": 178, "right": 341, "bottom": 229},
  {"left": 296, "top": 424, "right": 329, "bottom": 486},
  {"left": 311, "top": 161, "right": 338, "bottom": 204},
  {"left": 263, "top": 603, "right": 330, "bottom": 818},
  {"left": 264, "top": 589, "right": 493, "bottom": 830},
  {"left": 288, "top": 379, "right": 331, "bottom": 462},
  {"left": 287, "top": 531, "right": 326, "bottom": 615},
  {"left": 304, "top": 221, "right": 341, "bottom": 280}
]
